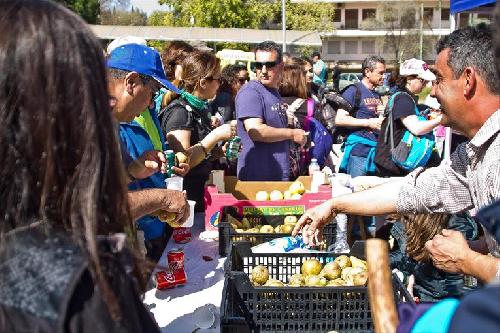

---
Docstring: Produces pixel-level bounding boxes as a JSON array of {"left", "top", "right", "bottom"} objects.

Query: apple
[
  {"left": 289, "top": 180, "right": 305, "bottom": 195},
  {"left": 255, "top": 191, "right": 269, "bottom": 201},
  {"left": 269, "top": 190, "right": 284, "bottom": 201}
]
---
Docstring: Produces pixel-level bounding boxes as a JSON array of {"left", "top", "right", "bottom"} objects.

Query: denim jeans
[{"left": 347, "top": 155, "right": 368, "bottom": 178}]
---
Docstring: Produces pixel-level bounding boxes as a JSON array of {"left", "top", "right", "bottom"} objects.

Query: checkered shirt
[{"left": 397, "top": 109, "right": 500, "bottom": 256}]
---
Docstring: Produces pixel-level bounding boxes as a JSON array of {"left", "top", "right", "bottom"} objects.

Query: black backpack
[{"left": 316, "top": 83, "right": 362, "bottom": 144}]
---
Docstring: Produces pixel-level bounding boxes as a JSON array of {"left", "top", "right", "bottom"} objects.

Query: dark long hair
[{"left": 0, "top": 0, "right": 138, "bottom": 318}]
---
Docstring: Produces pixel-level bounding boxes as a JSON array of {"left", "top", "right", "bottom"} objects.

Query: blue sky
[{"left": 130, "top": 0, "right": 169, "bottom": 15}]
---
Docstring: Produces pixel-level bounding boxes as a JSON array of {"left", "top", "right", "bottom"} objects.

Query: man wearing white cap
[{"left": 374, "top": 58, "right": 442, "bottom": 177}]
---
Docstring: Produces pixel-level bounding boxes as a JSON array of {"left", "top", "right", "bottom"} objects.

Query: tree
[
  {"left": 101, "top": 6, "right": 147, "bottom": 25},
  {"left": 361, "top": 2, "right": 438, "bottom": 63},
  {"left": 155, "top": 0, "right": 335, "bottom": 31},
  {"left": 54, "top": 0, "right": 100, "bottom": 23}
]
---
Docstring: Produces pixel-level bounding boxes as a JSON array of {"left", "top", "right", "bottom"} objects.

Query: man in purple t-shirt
[{"left": 236, "top": 41, "right": 307, "bottom": 181}]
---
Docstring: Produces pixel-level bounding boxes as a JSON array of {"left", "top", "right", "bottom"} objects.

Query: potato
[
  {"left": 352, "top": 271, "right": 368, "bottom": 286},
  {"left": 350, "top": 256, "right": 367, "bottom": 270},
  {"left": 326, "top": 278, "right": 346, "bottom": 287},
  {"left": 251, "top": 265, "right": 269, "bottom": 285},
  {"left": 301, "top": 259, "right": 323, "bottom": 276},
  {"left": 334, "top": 255, "right": 351, "bottom": 269},
  {"left": 288, "top": 274, "right": 305, "bottom": 286},
  {"left": 321, "top": 262, "right": 342, "bottom": 280},
  {"left": 241, "top": 217, "right": 251, "bottom": 229},
  {"left": 305, "top": 275, "right": 327, "bottom": 287},
  {"left": 259, "top": 225, "right": 274, "bottom": 233},
  {"left": 281, "top": 224, "right": 294, "bottom": 234},
  {"left": 264, "top": 279, "right": 284, "bottom": 287}
]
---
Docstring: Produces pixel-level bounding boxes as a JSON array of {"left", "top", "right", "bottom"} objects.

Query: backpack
[
  {"left": 383, "top": 91, "right": 436, "bottom": 171},
  {"left": 303, "top": 100, "right": 333, "bottom": 167},
  {"left": 316, "top": 83, "right": 362, "bottom": 144}
]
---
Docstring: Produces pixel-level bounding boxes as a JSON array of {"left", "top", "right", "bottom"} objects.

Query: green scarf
[{"left": 180, "top": 90, "right": 208, "bottom": 110}]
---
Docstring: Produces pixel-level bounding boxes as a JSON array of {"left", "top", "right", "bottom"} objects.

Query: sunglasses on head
[{"left": 253, "top": 61, "right": 280, "bottom": 71}]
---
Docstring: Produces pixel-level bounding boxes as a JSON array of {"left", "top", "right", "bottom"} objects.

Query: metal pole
[
  {"left": 282, "top": 0, "right": 286, "bottom": 52},
  {"left": 443, "top": 13, "right": 457, "bottom": 162},
  {"left": 419, "top": 2, "right": 423, "bottom": 59}
]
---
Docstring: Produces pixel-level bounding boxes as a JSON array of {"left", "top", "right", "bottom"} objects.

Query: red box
[{"left": 204, "top": 176, "right": 331, "bottom": 231}]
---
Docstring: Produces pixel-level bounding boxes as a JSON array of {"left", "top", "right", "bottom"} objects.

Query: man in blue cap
[{"left": 107, "top": 43, "right": 189, "bottom": 261}]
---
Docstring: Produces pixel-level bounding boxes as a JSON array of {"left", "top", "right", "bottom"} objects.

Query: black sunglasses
[
  {"left": 253, "top": 61, "right": 281, "bottom": 71},
  {"left": 237, "top": 77, "right": 248, "bottom": 84}
]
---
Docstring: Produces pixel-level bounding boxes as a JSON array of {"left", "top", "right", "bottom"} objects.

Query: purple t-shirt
[{"left": 236, "top": 80, "right": 290, "bottom": 181}]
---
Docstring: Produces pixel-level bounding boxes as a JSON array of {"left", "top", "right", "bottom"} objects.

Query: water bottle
[
  {"left": 333, "top": 213, "right": 350, "bottom": 253},
  {"left": 329, "top": 173, "right": 353, "bottom": 253},
  {"left": 308, "top": 158, "right": 320, "bottom": 176}
]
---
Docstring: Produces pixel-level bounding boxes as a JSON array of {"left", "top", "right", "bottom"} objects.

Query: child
[{"left": 389, "top": 213, "right": 479, "bottom": 302}]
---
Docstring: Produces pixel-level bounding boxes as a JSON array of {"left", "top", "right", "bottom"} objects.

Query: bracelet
[
  {"left": 496, "top": 261, "right": 500, "bottom": 280},
  {"left": 198, "top": 142, "right": 209, "bottom": 157}
]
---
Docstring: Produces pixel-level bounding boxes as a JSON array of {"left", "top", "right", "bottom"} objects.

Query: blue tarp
[{"left": 450, "top": 0, "right": 496, "bottom": 14}]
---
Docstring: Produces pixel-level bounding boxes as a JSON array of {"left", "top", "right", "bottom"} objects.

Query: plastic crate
[
  {"left": 221, "top": 242, "right": 414, "bottom": 333},
  {"left": 218, "top": 208, "right": 337, "bottom": 256}
]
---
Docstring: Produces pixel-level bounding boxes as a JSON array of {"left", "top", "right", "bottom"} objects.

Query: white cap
[
  {"left": 106, "top": 36, "right": 147, "bottom": 55},
  {"left": 424, "top": 95, "right": 441, "bottom": 110},
  {"left": 399, "top": 58, "right": 436, "bottom": 81}
]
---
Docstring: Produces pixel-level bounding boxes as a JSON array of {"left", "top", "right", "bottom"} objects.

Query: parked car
[{"left": 338, "top": 72, "right": 362, "bottom": 91}]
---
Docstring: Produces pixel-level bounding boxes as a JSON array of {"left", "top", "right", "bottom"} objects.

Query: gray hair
[
  {"left": 436, "top": 23, "right": 499, "bottom": 94},
  {"left": 361, "top": 55, "right": 385, "bottom": 77}
]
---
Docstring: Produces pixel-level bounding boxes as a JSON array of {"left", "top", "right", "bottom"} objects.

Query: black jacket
[{"left": 0, "top": 223, "right": 160, "bottom": 333}]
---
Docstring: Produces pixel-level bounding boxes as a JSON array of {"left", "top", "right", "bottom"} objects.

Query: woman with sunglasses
[
  {"left": 159, "top": 50, "right": 236, "bottom": 212},
  {"left": 374, "top": 58, "right": 442, "bottom": 177}
]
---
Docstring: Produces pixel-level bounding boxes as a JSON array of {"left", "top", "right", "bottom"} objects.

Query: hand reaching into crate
[{"left": 292, "top": 200, "right": 335, "bottom": 246}]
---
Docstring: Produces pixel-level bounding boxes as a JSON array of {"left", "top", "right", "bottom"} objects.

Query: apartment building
[{"left": 292, "top": 0, "right": 491, "bottom": 66}]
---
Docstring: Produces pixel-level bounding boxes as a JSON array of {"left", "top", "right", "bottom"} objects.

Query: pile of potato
[
  {"left": 228, "top": 215, "right": 298, "bottom": 234},
  {"left": 250, "top": 255, "right": 368, "bottom": 287}
]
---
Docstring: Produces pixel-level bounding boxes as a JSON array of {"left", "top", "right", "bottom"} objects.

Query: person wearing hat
[
  {"left": 107, "top": 43, "right": 191, "bottom": 261},
  {"left": 374, "top": 58, "right": 443, "bottom": 177}
]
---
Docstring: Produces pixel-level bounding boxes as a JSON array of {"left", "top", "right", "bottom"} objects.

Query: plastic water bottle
[
  {"left": 308, "top": 158, "right": 320, "bottom": 176},
  {"left": 329, "top": 173, "right": 352, "bottom": 253}
]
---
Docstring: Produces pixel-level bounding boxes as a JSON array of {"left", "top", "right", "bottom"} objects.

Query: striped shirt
[{"left": 397, "top": 109, "right": 500, "bottom": 256}]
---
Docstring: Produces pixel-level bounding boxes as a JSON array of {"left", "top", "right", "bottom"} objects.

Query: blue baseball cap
[{"left": 107, "top": 43, "right": 181, "bottom": 94}]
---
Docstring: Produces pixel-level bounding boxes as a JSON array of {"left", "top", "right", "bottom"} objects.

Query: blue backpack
[{"left": 383, "top": 91, "right": 435, "bottom": 171}]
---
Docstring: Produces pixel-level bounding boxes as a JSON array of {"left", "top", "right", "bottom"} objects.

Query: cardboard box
[{"left": 204, "top": 176, "right": 332, "bottom": 231}]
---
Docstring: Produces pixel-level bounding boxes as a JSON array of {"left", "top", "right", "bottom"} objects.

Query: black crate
[
  {"left": 218, "top": 207, "right": 337, "bottom": 256},
  {"left": 221, "top": 242, "right": 414, "bottom": 333}
]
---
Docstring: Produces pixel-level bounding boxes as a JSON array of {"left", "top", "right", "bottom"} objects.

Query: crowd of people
[{"left": 0, "top": 0, "right": 499, "bottom": 332}]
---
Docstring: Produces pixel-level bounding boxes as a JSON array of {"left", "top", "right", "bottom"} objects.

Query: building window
[
  {"left": 423, "top": 7, "right": 433, "bottom": 24},
  {"left": 361, "top": 40, "right": 375, "bottom": 54},
  {"left": 441, "top": 8, "right": 450, "bottom": 21},
  {"left": 459, "top": 13, "right": 470, "bottom": 28},
  {"left": 344, "top": 41, "right": 358, "bottom": 54},
  {"left": 333, "top": 8, "right": 341, "bottom": 23},
  {"left": 328, "top": 41, "right": 341, "bottom": 54},
  {"left": 401, "top": 7, "right": 416, "bottom": 28},
  {"left": 345, "top": 9, "right": 358, "bottom": 29},
  {"left": 362, "top": 9, "right": 376, "bottom": 21}
]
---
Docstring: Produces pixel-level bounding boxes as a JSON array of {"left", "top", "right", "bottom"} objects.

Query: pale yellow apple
[
  {"left": 269, "top": 190, "right": 284, "bottom": 201},
  {"left": 255, "top": 191, "right": 269, "bottom": 201},
  {"left": 289, "top": 180, "right": 305, "bottom": 195}
]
